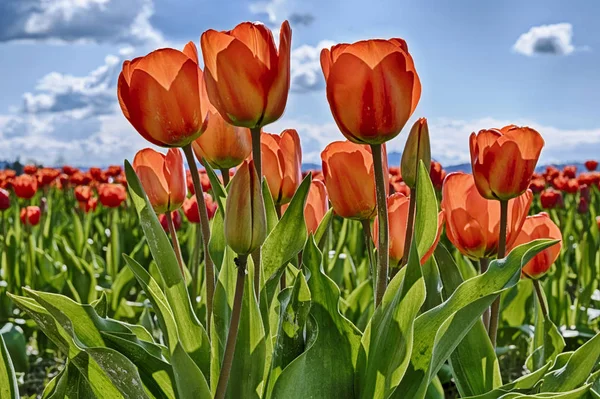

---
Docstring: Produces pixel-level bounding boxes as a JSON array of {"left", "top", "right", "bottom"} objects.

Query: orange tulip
[
  {"left": 305, "top": 179, "right": 329, "bottom": 234},
  {"left": 13, "top": 174, "right": 38, "bottom": 199},
  {"left": 191, "top": 110, "right": 252, "bottom": 169},
  {"left": 470, "top": 125, "right": 544, "bottom": 200},
  {"left": 261, "top": 129, "right": 302, "bottom": 205},
  {"left": 20, "top": 206, "right": 41, "bottom": 226},
  {"left": 98, "top": 184, "right": 127, "bottom": 208},
  {"left": 133, "top": 148, "right": 186, "bottom": 214},
  {"left": 509, "top": 213, "right": 562, "bottom": 278},
  {"left": 320, "top": 39, "right": 421, "bottom": 144},
  {"left": 201, "top": 21, "right": 291, "bottom": 128},
  {"left": 321, "top": 141, "right": 388, "bottom": 220},
  {"left": 374, "top": 193, "right": 444, "bottom": 267},
  {"left": 118, "top": 42, "right": 209, "bottom": 147},
  {"left": 441, "top": 172, "right": 532, "bottom": 260}
]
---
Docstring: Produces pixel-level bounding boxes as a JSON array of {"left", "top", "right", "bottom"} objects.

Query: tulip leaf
[
  {"left": 414, "top": 160, "right": 438, "bottom": 260},
  {"left": 394, "top": 238, "right": 560, "bottom": 398},
  {"left": 263, "top": 179, "right": 278, "bottom": 235},
  {"left": 356, "top": 235, "right": 426, "bottom": 398},
  {"left": 171, "top": 343, "right": 212, "bottom": 399},
  {"left": 434, "top": 243, "right": 502, "bottom": 396},
  {"left": 262, "top": 174, "right": 311, "bottom": 287},
  {"left": 528, "top": 289, "right": 564, "bottom": 372},
  {"left": 314, "top": 208, "right": 334, "bottom": 248},
  {"left": 271, "top": 236, "right": 362, "bottom": 398},
  {"left": 0, "top": 335, "right": 18, "bottom": 399},
  {"left": 125, "top": 160, "right": 211, "bottom": 375},
  {"left": 41, "top": 361, "right": 96, "bottom": 399}
]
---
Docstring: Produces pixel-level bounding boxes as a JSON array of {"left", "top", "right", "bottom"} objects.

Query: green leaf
[
  {"left": 314, "top": 209, "right": 334, "bottom": 248},
  {"left": 205, "top": 161, "right": 228, "bottom": 270},
  {"left": 0, "top": 335, "right": 18, "bottom": 399},
  {"left": 262, "top": 174, "right": 311, "bottom": 286},
  {"left": 434, "top": 244, "right": 502, "bottom": 396},
  {"left": 271, "top": 237, "right": 362, "bottom": 398},
  {"left": 395, "top": 239, "right": 559, "bottom": 398},
  {"left": 421, "top": 255, "right": 442, "bottom": 312},
  {"left": 125, "top": 160, "right": 210, "bottom": 375},
  {"left": 41, "top": 361, "right": 96, "bottom": 399},
  {"left": 356, "top": 237, "right": 426, "bottom": 398},
  {"left": 528, "top": 288, "right": 564, "bottom": 372},
  {"left": 171, "top": 343, "right": 212, "bottom": 399},
  {"left": 414, "top": 160, "right": 438, "bottom": 260}
]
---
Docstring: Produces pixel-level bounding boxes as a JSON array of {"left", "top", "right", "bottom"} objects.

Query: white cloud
[
  {"left": 291, "top": 40, "right": 335, "bottom": 92},
  {"left": 249, "top": 0, "right": 315, "bottom": 27},
  {"left": 513, "top": 23, "right": 586, "bottom": 56},
  {"left": 0, "top": 0, "right": 164, "bottom": 45}
]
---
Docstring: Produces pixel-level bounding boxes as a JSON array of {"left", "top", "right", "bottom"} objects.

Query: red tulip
[
  {"left": 20, "top": 206, "right": 41, "bottom": 226},
  {"left": 0, "top": 188, "right": 9, "bottom": 211},
  {"left": 186, "top": 169, "right": 211, "bottom": 195},
  {"left": 585, "top": 160, "right": 598, "bottom": 171},
  {"left": 562, "top": 165, "right": 577, "bottom": 179},
  {"left": 159, "top": 210, "right": 182, "bottom": 232},
  {"left": 13, "top": 175, "right": 38, "bottom": 199},
  {"left": 23, "top": 165, "right": 38, "bottom": 175},
  {"left": 133, "top": 148, "right": 186, "bottom": 214},
  {"left": 98, "top": 184, "right": 127, "bottom": 208},
  {"left": 37, "top": 168, "right": 60, "bottom": 186},
  {"left": 262, "top": 129, "right": 302, "bottom": 205},
  {"left": 509, "top": 213, "right": 561, "bottom": 279},
  {"left": 529, "top": 178, "right": 546, "bottom": 194},
  {"left": 62, "top": 165, "right": 78, "bottom": 176},
  {"left": 183, "top": 193, "right": 217, "bottom": 223},
  {"left": 79, "top": 197, "right": 98, "bottom": 213},
  {"left": 540, "top": 189, "right": 563, "bottom": 209},
  {"left": 201, "top": 21, "right": 291, "bottom": 128},
  {"left": 118, "top": 42, "right": 209, "bottom": 147},
  {"left": 321, "top": 39, "right": 421, "bottom": 144},
  {"left": 106, "top": 165, "right": 123, "bottom": 177},
  {"left": 470, "top": 125, "right": 544, "bottom": 200},
  {"left": 74, "top": 185, "right": 93, "bottom": 202}
]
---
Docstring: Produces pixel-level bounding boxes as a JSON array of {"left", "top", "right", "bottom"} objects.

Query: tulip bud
[
  {"left": 577, "top": 197, "right": 589, "bottom": 214},
  {"left": 401, "top": 118, "right": 431, "bottom": 188},
  {"left": 0, "top": 188, "right": 10, "bottom": 211},
  {"left": 580, "top": 184, "right": 591, "bottom": 202},
  {"left": 224, "top": 160, "right": 267, "bottom": 255},
  {"left": 585, "top": 160, "right": 598, "bottom": 171},
  {"left": 20, "top": 206, "right": 41, "bottom": 226}
]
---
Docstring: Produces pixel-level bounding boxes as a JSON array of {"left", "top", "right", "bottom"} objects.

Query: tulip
[
  {"left": 585, "top": 160, "right": 598, "bottom": 171},
  {"left": 183, "top": 194, "right": 217, "bottom": 223},
  {"left": 79, "top": 197, "right": 98, "bottom": 214},
  {"left": 374, "top": 193, "right": 444, "bottom": 267},
  {"left": 577, "top": 197, "right": 589, "bottom": 214},
  {"left": 0, "top": 188, "right": 9, "bottom": 211},
  {"left": 98, "top": 184, "right": 127, "bottom": 208},
  {"left": 224, "top": 160, "right": 266, "bottom": 255},
  {"left": 321, "top": 141, "right": 387, "bottom": 220},
  {"left": 106, "top": 165, "right": 123, "bottom": 177},
  {"left": 160, "top": 211, "right": 182, "bottom": 232},
  {"left": 441, "top": 172, "right": 533, "bottom": 260},
  {"left": 470, "top": 125, "right": 544, "bottom": 200},
  {"left": 133, "top": 148, "right": 186, "bottom": 214},
  {"left": 529, "top": 178, "right": 546, "bottom": 194},
  {"left": 262, "top": 129, "right": 302, "bottom": 206},
  {"left": 13, "top": 175, "right": 38, "bottom": 199},
  {"left": 320, "top": 39, "right": 421, "bottom": 144},
  {"left": 74, "top": 186, "right": 93, "bottom": 202},
  {"left": 23, "top": 165, "right": 38, "bottom": 175},
  {"left": 401, "top": 118, "right": 431, "bottom": 188},
  {"left": 118, "top": 41, "right": 209, "bottom": 147},
  {"left": 509, "top": 213, "right": 561, "bottom": 279},
  {"left": 201, "top": 21, "right": 292, "bottom": 129},
  {"left": 540, "top": 189, "right": 563, "bottom": 209},
  {"left": 20, "top": 206, "right": 41, "bottom": 226},
  {"left": 186, "top": 169, "right": 211, "bottom": 195},
  {"left": 62, "top": 165, "right": 78, "bottom": 175},
  {"left": 70, "top": 172, "right": 92, "bottom": 186},
  {"left": 37, "top": 168, "right": 60, "bottom": 187},
  {"left": 304, "top": 179, "right": 329, "bottom": 234},
  {"left": 429, "top": 161, "right": 446, "bottom": 191},
  {"left": 562, "top": 165, "right": 577, "bottom": 179},
  {"left": 191, "top": 110, "right": 252, "bottom": 171}
]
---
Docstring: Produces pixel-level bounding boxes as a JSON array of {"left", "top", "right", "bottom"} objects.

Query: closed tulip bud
[
  {"left": 577, "top": 197, "right": 589, "bottom": 214},
  {"left": 401, "top": 118, "right": 431, "bottom": 188},
  {"left": 305, "top": 179, "right": 329, "bottom": 234},
  {"left": 321, "top": 141, "right": 388, "bottom": 220},
  {"left": 441, "top": 172, "right": 532, "bottom": 259},
  {"left": 585, "top": 160, "right": 598, "bottom": 171},
  {"left": 563, "top": 165, "right": 577, "bottom": 179},
  {"left": 540, "top": 189, "right": 563, "bottom": 209},
  {"left": 374, "top": 193, "right": 444, "bottom": 267},
  {"left": 159, "top": 211, "right": 182, "bottom": 232},
  {"left": 201, "top": 21, "right": 291, "bottom": 128},
  {"left": 224, "top": 160, "right": 267, "bottom": 255},
  {"left": 192, "top": 110, "right": 252, "bottom": 169},
  {"left": 262, "top": 129, "right": 302, "bottom": 205},
  {"left": 470, "top": 126, "right": 544, "bottom": 200},
  {"left": 13, "top": 174, "right": 38, "bottom": 199},
  {"left": 183, "top": 193, "right": 217, "bottom": 223},
  {"left": 20, "top": 206, "right": 41, "bottom": 226},
  {"left": 580, "top": 184, "right": 591, "bottom": 202},
  {"left": 0, "top": 188, "right": 10, "bottom": 210},
  {"left": 118, "top": 42, "right": 209, "bottom": 147},
  {"left": 133, "top": 148, "right": 186, "bottom": 214},
  {"left": 24, "top": 165, "right": 38, "bottom": 175},
  {"left": 98, "top": 184, "right": 127, "bottom": 208},
  {"left": 509, "top": 213, "right": 561, "bottom": 279},
  {"left": 321, "top": 38, "right": 421, "bottom": 144}
]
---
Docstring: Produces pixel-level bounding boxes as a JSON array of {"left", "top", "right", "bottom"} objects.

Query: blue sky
[{"left": 0, "top": 0, "right": 598, "bottom": 166}]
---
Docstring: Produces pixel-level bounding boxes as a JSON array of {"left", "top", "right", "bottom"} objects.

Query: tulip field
[{"left": 1, "top": 20, "right": 600, "bottom": 399}]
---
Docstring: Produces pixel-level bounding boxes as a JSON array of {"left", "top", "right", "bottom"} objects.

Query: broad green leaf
[
  {"left": 0, "top": 323, "right": 28, "bottom": 373},
  {"left": 528, "top": 288, "right": 564, "bottom": 372},
  {"left": 356, "top": 237, "right": 426, "bottom": 398},
  {"left": 0, "top": 334, "right": 18, "bottom": 399},
  {"left": 343, "top": 279, "right": 374, "bottom": 332},
  {"left": 42, "top": 361, "right": 96, "bottom": 399},
  {"left": 271, "top": 237, "right": 362, "bottom": 398},
  {"left": 314, "top": 209, "right": 333, "bottom": 248},
  {"left": 435, "top": 244, "right": 502, "bottom": 396},
  {"left": 125, "top": 160, "right": 210, "bottom": 375},
  {"left": 414, "top": 160, "right": 438, "bottom": 260},
  {"left": 171, "top": 343, "right": 211, "bottom": 399},
  {"left": 421, "top": 254, "right": 442, "bottom": 312},
  {"left": 395, "top": 239, "right": 559, "bottom": 398}
]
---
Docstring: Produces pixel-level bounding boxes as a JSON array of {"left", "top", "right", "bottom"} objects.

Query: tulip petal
[
  {"left": 133, "top": 48, "right": 190, "bottom": 90},
  {"left": 164, "top": 149, "right": 187, "bottom": 209},
  {"left": 279, "top": 129, "right": 302, "bottom": 203},
  {"left": 230, "top": 22, "right": 278, "bottom": 69},
  {"left": 263, "top": 20, "right": 291, "bottom": 126},
  {"left": 182, "top": 41, "right": 199, "bottom": 63},
  {"left": 135, "top": 165, "right": 170, "bottom": 214}
]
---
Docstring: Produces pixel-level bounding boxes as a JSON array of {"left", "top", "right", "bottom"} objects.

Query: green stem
[
  {"left": 191, "top": 223, "right": 201, "bottom": 301},
  {"left": 215, "top": 254, "right": 247, "bottom": 399},
  {"left": 275, "top": 204, "right": 285, "bottom": 290},
  {"left": 401, "top": 190, "right": 417, "bottom": 267},
  {"left": 182, "top": 144, "right": 215, "bottom": 336},
  {"left": 532, "top": 278, "right": 549, "bottom": 318},
  {"left": 251, "top": 127, "right": 262, "bottom": 299},
  {"left": 371, "top": 143, "right": 389, "bottom": 307},
  {"left": 166, "top": 212, "right": 186, "bottom": 283},
  {"left": 480, "top": 257, "right": 490, "bottom": 330},
  {"left": 220, "top": 168, "right": 230, "bottom": 188},
  {"left": 361, "top": 219, "right": 377, "bottom": 305},
  {"left": 488, "top": 199, "right": 508, "bottom": 347}
]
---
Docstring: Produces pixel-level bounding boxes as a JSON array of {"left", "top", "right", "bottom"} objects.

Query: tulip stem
[
  {"left": 166, "top": 212, "right": 186, "bottom": 282},
  {"left": 401, "top": 190, "right": 417, "bottom": 267},
  {"left": 275, "top": 204, "right": 286, "bottom": 290},
  {"left": 371, "top": 143, "right": 389, "bottom": 307},
  {"left": 532, "top": 278, "right": 549, "bottom": 318},
  {"left": 182, "top": 144, "right": 215, "bottom": 336},
  {"left": 220, "top": 168, "right": 230, "bottom": 187},
  {"left": 251, "top": 127, "right": 262, "bottom": 299},
  {"left": 215, "top": 254, "right": 247, "bottom": 399},
  {"left": 480, "top": 257, "right": 490, "bottom": 330},
  {"left": 488, "top": 199, "right": 508, "bottom": 347},
  {"left": 360, "top": 219, "right": 377, "bottom": 303}
]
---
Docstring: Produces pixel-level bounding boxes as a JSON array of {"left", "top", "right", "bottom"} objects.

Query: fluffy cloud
[
  {"left": 249, "top": 0, "right": 315, "bottom": 27},
  {"left": 513, "top": 23, "right": 584, "bottom": 56},
  {"left": 291, "top": 40, "right": 335, "bottom": 92},
  {"left": 0, "top": 0, "right": 163, "bottom": 45}
]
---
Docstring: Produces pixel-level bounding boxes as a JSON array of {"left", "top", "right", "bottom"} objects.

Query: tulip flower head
[
  {"left": 0, "top": 188, "right": 10, "bottom": 211},
  {"left": 98, "top": 184, "right": 127, "bottom": 208},
  {"left": 79, "top": 197, "right": 98, "bottom": 214},
  {"left": 159, "top": 211, "right": 182, "bottom": 232},
  {"left": 20, "top": 206, "right": 41, "bottom": 226},
  {"left": 261, "top": 129, "right": 302, "bottom": 205},
  {"left": 133, "top": 148, "right": 186, "bottom": 214},
  {"left": 201, "top": 21, "right": 292, "bottom": 128},
  {"left": 585, "top": 160, "right": 598, "bottom": 171},
  {"left": 75, "top": 185, "right": 93, "bottom": 202},
  {"left": 401, "top": 118, "right": 431, "bottom": 188},
  {"left": 305, "top": 179, "right": 329, "bottom": 234},
  {"left": 183, "top": 193, "right": 217, "bottom": 223},
  {"left": 24, "top": 165, "right": 38, "bottom": 175},
  {"left": 321, "top": 38, "right": 421, "bottom": 144},
  {"left": 13, "top": 174, "right": 38, "bottom": 199},
  {"left": 470, "top": 126, "right": 544, "bottom": 200}
]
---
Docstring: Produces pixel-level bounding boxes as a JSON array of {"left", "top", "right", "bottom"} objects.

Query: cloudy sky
[{"left": 0, "top": 0, "right": 598, "bottom": 167}]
